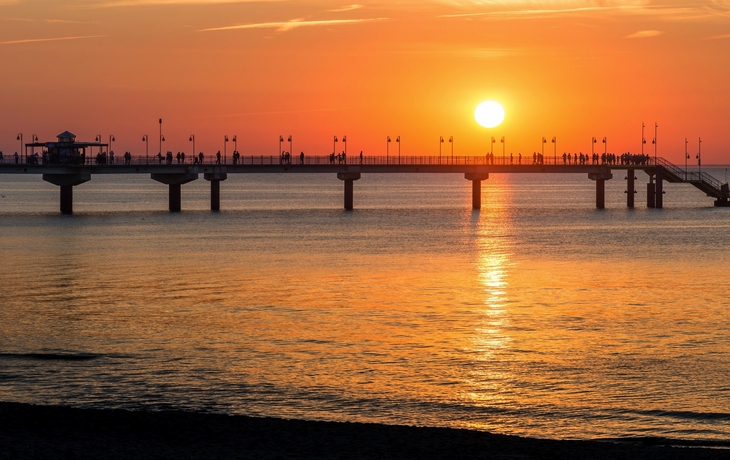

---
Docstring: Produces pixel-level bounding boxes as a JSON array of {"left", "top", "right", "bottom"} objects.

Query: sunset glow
[{"left": 0, "top": 1, "right": 728, "bottom": 161}]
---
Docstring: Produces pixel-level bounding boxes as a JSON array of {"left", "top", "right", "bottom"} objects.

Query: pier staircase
[{"left": 654, "top": 157, "right": 730, "bottom": 206}]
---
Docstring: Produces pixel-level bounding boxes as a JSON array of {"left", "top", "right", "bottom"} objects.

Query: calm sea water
[{"left": 1, "top": 169, "right": 729, "bottom": 441}]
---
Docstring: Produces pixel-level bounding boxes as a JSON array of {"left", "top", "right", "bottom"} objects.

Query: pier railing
[{"left": 0, "top": 153, "right": 656, "bottom": 167}]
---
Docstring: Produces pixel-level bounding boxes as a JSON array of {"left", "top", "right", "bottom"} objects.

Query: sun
[{"left": 475, "top": 101, "right": 505, "bottom": 128}]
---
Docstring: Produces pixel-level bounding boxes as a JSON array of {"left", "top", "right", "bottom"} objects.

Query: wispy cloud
[
  {"left": 87, "top": 0, "right": 281, "bottom": 7},
  {"left": 626, "top": 29, "right": 663, "bottom": 38},
  {"left": 0, "top": 35, "right": 106, "bottom": 45},
  {"left": 705, "top": 33, "right": 730, "bottom": 39},
  {"left": 329, "top": 4, "right": 363, "bottom": 12},
  {"left": 199, "top": 17, "right": 387, "bottom": 33}
]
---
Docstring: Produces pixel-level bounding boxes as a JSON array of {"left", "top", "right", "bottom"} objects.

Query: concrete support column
[
  {"left": 655, "top": 167, "right": 663, "bottom": 209},
  {"left": 337, "top": 172, "right": 361, "bottom": 210},
  {"left": 588, "top": 169, "right": 612, "bottom": 210},
  {"left": 151, "top": 172, "right": 199, "bottom": 212},
  {"left": 204, "top": 172, "right": 228, "bottom": 212},
  {"left": 169, "top": 184, "right": 182, "bottom": 212},
  {"left": 595, "top": 179, "right": 605, "bottom": 209},
  {"left": 647, "top": 180, "right": 656, "bottom": 208},
  {"left": 60, "top": 185, "right": 73, "bottom": 214},
  {"left": 465, "top": 173, "right": 489, "bottom": 210},
  {"left": 42, "top": 174, "right": 91, "bottom": 215},
  {"left": 626, "top": 172, "right": 635, "bottom": 208}
]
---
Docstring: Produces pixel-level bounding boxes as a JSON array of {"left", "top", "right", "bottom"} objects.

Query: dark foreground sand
[{"left": 1, "top": 402, "right": 728, "bottom": 459}]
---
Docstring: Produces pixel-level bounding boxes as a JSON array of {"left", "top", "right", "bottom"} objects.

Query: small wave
[
  {"left": 599, "top": 436, "right": 730, "bottom": 448},
  {"left": 0, "top": 352, "right": 101, "bottom": 361},
  {"left": 625, "top": 408, "right": 730, "bottom": 422}
]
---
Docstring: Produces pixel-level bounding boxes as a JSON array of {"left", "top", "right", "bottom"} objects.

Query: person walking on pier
[
  {"left": 518, "top": 153, "right": 522, "bottom": 165},
  {"left": 216, "top": 150, "right": 221, "bottom": 165},
  {"left": 199, "top": 152, "right": 204, "bottom": 164},
  {"left": 301, "top": 151, "right": 305, "bottom": 165},
  {"left": 181, "top": 152, "right": 186, "bottom": 164},
  {"left": 0, "top": 151, "right": 3, "bottom": 163},
  {"left": 176, "top": 152, "right": 181, "bottom": 164},
  {"left": 14, "top": 152, "right": 19, "bottom": 164}
]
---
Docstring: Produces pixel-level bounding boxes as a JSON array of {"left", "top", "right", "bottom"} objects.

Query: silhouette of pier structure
[{"left": 1, "top": 132, "right": 728, "bottom": 214}]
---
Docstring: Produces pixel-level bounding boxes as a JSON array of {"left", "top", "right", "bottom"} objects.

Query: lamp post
[
  {"left": 109, "top": 135, "right": 115, "bottom": 163},
  {"left": 492, "top": 136, "right": 497, "bottom": 164},
  {"left": 541, "top": 137, "right": 546, "bottom": 162},
  {"left": 602, "top": 137, "right": 607, "bottom": 157},
  {"left": 652, "top": 122, "right": 658, "bottom": 164},
  {"left": 396, "top": 136, "right": 400, "bottom": 164},
  {"left": 385, "top": 136, "right": 390, "bottom": 163},
  {"left": 142, "top": 135, "right": 149, "bottom": 164},
  {"left": 501, "top": 136, "right": 506, "bottom": 163},
  {"left": 16, "top": 133, "right": 22, "bottom": 163},
  {"left": 287, "top": 135, "right": 291, "bottom": 159},
  {"left": 189, "top": 135, "right": 195, "bottom": 164},
  {"left": 335, "top": 136, "right": 339, "bottom": 161},
  {"left": 685, "top": 138, "right": 689, "bottom": 180},
  {"left": 224, "top": 135, "right": 229, "bottom": 164},
  {"left": 591, "top": 137, "right": 596, "bottom": 158},
  {"left": 641, "top": 122, "right": 646, "bottom": 156},
  {"left": 30, "top": 134, "right": 38, "bottom": 160},
  {"left": 551, "top": 137, "right": 555, "bottom": 164},
  {"left": 439, "top": 136, "right": 443, "bottom": 164},
  {"left": 343, "top": 135, "right": 347, "bottom": 157},
  {"left": 159, "top": 118, "right": 163, "bottom": 158},
  {"left": 697, "top": 137, "right": 702, "bottom": 176},
  {"left": 447, "top": 136, "right": 453, "bottom": 163},
  {"left": 95, "top": 134, "right": 102, "bottom": 160}
]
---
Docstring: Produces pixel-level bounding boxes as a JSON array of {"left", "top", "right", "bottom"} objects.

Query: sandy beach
[{"left": 0, "top": 402, "right": 727, "bottom": 459}]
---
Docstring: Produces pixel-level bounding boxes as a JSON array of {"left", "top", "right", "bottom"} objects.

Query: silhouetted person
[
  {"left": 300, "top": 151, "right": 304, "bottom": 164},
  {"left": 359, "top": 151, "right": 363, "bottom": 164},
  {"left": 216, "top": 150, "right": 221, "bottom": 164},
  {"left": 199, "top": 152, "right": 204, "bottom": 164}
]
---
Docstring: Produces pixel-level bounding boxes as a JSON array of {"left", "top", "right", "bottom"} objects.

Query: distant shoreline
[{"left": 1, "top": 402, "right": 727, "bottom": 459}]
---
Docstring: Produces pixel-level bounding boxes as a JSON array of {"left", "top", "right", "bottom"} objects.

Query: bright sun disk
[{"left": 475, "top": 101, "right": 505, "bottom": 128}]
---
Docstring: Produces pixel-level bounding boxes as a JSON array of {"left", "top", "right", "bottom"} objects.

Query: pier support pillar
[
  {"left": 588, "top": 170, "right": 612, "bottom": 210},
  {"left": 465, "top": 173, "right": 490, "bottom": 210},
  {"left": 42, "top": 174, "right": 91, "bottom": 215},
  {"left": 151, "top": 173, "right": 199, "bottom": 212},
  {"left": 204, "top": 173, "right": 228, "bottom": 212},
  {"left": 655, "top": 167, "right": 664, "bottom": 209},
  {"left": 646, "top": 175, "right": 656, "bottom": 208},
  {"left": 626, "top": 172, "right": 635, "bottom": 208},
  {"left": 337, "top": 172, "right": 361, "bottom": 210}
]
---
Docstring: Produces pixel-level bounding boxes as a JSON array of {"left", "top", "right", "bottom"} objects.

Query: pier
[{"left": 1, "top": 133, "right": 728, "bottom": 214}]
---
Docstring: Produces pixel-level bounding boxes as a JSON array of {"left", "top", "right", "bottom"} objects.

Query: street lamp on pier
[
  {"left": 343, "top": 136, "right": 347, "bottom": 158},
  {"left": 159, "top": 118, "right": 163, "bottom": 158},
  {"left": 541, "top": 137, "right": 546, "bottom": 162},
  {"left": 280, "top": 135, "right": 284, "bottom": 159},
  {"left": 287, "top": 135, "right": 291, "bottom": 159},
  {"left": 233, "top": 135, "right": 238, "bottom": 156},
  {"left": 95, "top": 135, "right": 102, "bottom": 160},
  {"left": 602, "top": 137, "right": 607, "bottom": 157},
  {"left": 224, "top": 135, "right": 229, "bottom": 164},
  {"left": 591, "top": 137, "right": 596, "bottom": 159},
  {"left": 189, "top": 135, "right": 195, "bottom": 163},
  {"left": 439, "top": 136, "right": 443, "bottom": 164},
  {"left": 335, "top": 136, "right": 339, "bottom": 161},
  {"left": 396, "top": 136, "right": 400, "bottom": 164},
  {"left": 551, "top": 137, "right": 555, "bottom": 163},
  {"left": 142, "top": 135, "right": 149, "bottom": 164},
  {"left": 501, "top": 136, "right": 506, "bottom": 162},
  {"left": 685, "top": 138, "right": 689, "bottom": 180},
  {"left": 16, "top": 133, "right": 22, "bottom": 163},
  {"left": 697, "top": 137, "right": 702, "bottom": 176},
  {"left": 491, "top": 136, "right": 496, "bottom": 164},
  {"left": 652, "top": 122, "right": 658, "bottom": 164},
  {"left": 641, "top": 122, "right": 646, "bottom": 157},
  {"left": 30, "top": 134, "right": 38, "bottom": 160},
  {"left": 109, "top": 135, "right": 115, "bottom": 163},
  {"left": 449, "top": 136, "right": 453, "bottom": 163}
]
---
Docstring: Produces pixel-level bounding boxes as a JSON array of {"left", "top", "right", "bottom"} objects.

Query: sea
[{"left": 1, "top": 167, "right": 729, "bottom": 442}]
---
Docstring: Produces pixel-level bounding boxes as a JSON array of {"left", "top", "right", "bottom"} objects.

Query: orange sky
[{"left": 1, "top": 0, "right": 729, "bottom": 163}]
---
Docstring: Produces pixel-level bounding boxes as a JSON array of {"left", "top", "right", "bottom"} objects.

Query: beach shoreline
[{"left": 1, "top": 401, "right": 727, "bottom": 459}]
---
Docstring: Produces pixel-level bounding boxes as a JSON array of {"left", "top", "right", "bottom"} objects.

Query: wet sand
[{"left": 1, "top": 402, "right": 728, "bottom": 459}]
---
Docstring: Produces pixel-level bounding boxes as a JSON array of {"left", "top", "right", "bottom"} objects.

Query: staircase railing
[{"left": 654, "top": 157, "right": 726, "bottom": 195}]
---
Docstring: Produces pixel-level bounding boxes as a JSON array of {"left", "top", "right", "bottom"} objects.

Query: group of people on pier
[{"left": 329, "top": 152, "right": 347, "bottom": 164}]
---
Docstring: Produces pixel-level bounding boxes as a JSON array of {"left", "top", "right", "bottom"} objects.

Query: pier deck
[{"left": 1, "top": 155, "right": 727, "bottom": 213}]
